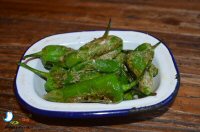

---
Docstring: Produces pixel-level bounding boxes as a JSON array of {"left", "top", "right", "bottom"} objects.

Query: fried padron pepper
[
  {"left": 19, "top": 19, "right": 160, "bottom": 103},
  {"left": 23, "top": 45, "right": 74, "bottom": 69},
  {"left": 23, "top": 19, "right": 122, "bottom": 69},
  {"left": 63, "top": 22, "right": 123, "bottom": 68},
  {"left": 127, "top": 42, "right": 160, "bottom": 95},
  {"left": 44, "top": 74, "right": 140, "bottom": 103},
  {"left": 19, "top": 59, "right": 122, "bottom": 92}
]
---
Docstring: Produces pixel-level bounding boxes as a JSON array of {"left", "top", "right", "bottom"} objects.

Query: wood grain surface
[{"left": 0, "top": 0, "right": 200, "bottom": 131}]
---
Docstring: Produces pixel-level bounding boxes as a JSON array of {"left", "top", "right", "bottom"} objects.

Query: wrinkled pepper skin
[
  {"left": 23, "top": 45, "right": 73, "bottom": 69},
  {"left": 44, "top": 66, "right": 102, "bottom": 92},
  {"left": 19, "top": 63, "right": 101, "bottom": 92},
  {"left": 19, "top": 59, "right": 126, "bottom": 92},
  {"left": 115, "top": 53, "right": 126, "bottom": 64},
  {"left": 127, "top": 44, "right": 154, "bottom": 78},
  {"left": 71, "top": 59, "right": 122, "bottom": 72},
  {"left": 127, "top": 42, "right": 160, "bottom": 77},
  {"left": 44, "top": 74, "right": 124, "bottom": 103},
  {"left": 126, "top": 42, "right": 160, "bottom": 95},
  {"left": 149, "top": 64, "right": 158, "bottom": 77},
  {"left": 62, "top": 19, "right": 123, "bottom": 68},
  {"left": 97, "top": 48, "right": 121, "bottom": 60},
  {"left": 139, "top": 64, "right": 159, "bottom": 95},
  {"left": 139, "top": 69, "right": 153, "bottom": 95},
  {"left": 63, "top": 35, "right": 123, "bottom": 68},
  {"left": 44, "top": 69, "right": 141, "bottom": 103}
]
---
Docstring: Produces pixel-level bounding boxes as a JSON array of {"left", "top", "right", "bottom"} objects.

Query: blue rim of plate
[{"left": 14, "top": 30, "right": 180, "bottom": 118}]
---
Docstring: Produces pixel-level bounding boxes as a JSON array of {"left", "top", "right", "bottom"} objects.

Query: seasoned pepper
[
  {"left": 19, "top": 63, "right": 101, "bottom": 92},
  {"left": 19, "top": 59, "right": 125, "bottom": 92},
  {"left": 63, "top": 35, "right": 122, "bottom": 68},
  {"left": 71, "top": 59, "right": 122, "bottom": 72},
  {"left": 44, "top": 74, "right": 139, "bottom": 103},
  {"left": 139, "top": 69, "right": 153, "bottom": 95},
  {"left": 97, "top": 48, "right": 121, "bottom": 60},
  {"left": 126, "top": 42, "right": 160, "bottom": 95},
  {"left": 114, "top": 53, "right": 134, "bottom": 84},
  {"left": 62, "top": 19, "right": 123, "bottom": 68},
  {"left": 23, "top": 45, "right": 73, "bottom": 69},
  {"left": 19, "top": 19, "right": 161, "bottom": 103},
  {"left": 127, "top": 42, "right": 160, "bottom": 77},
  {"left": 139, "top": 64, "right": 159, "bottom": 95}
]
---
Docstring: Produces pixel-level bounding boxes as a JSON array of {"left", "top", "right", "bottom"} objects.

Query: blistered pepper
[
  {"left": 44, "top": 74, "right": 139, "bottom": 103},
  {"left": 62, "top": 19, "right": 123, "bottom": 68},
  {"left": 127, "top": 42, "right": 160, "bottom": 77},
  {"left": 126, "top": 42, "right": 160, "bottom": 95},
  {"left": 23, "top": 45, "right": 73, "bottom": 69},
  {"left": 19, "top": 63, "right": 101, "bottom": 92},
  {"left": 71, "top": 59, "right": 122, "bottom": 72},
  {"left": 19, "top": 59, "right": 124, "bottom": 92}
]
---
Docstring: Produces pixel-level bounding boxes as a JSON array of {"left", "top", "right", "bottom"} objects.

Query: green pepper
[
  {"left": 44, "top": 74, "right": 139, "bottom": 103},
  {"left": 126, "top": 42, "right": 160, "bottom": 95},
  {"left": 63, "top": 35, "right": 122, "bottom": 68},
  {"left": 72, "top": 57, "right": 132, "bottom": 85},
  {"left": 23, "top": 45, "right": 73, "bottom": 69},
  {"left": 19, "top": 58, "right": 125, "bottom": 92},
  {"left": 139, "top": 64, "right": 159, "bottom": 95},
  {"left": 62, "top": 19, "right": 123, "bottom": 68},
  {"left": 19, "top": 63, "right": 101, "bottom": 92},
  {"left": 126, "top": 42, "right": 160, "bottom": 77},
  {"left": 139, "top": 69, "right": 153, "bottom": 95},
  {"left": 114, "top": 53, "right": 134, "bottom": 84}
]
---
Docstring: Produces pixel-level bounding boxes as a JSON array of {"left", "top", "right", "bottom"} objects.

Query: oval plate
[{"left": 15, "top": 31, "right": 180, "bottom": 118}]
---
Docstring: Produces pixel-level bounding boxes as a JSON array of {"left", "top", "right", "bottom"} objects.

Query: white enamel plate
[{"left": 15, "top": 31, "right": 180, "bottom": 118}]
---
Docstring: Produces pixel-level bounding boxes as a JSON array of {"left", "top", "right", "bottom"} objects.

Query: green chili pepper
[
  {"left": 19, "top": 59, "right": 124, "bottom": 92},
  {"left": 113, "top": 53, "right": 134, "bottom": 84},
  {"left": 126, "top": 42, "right": 160, "bottom": 96},
  {"left": 44, "top": 74, "right": 139, "bottom": 103},
  {"left": 63, "top": 35, "right": 122, "bottom": 68},
  {"left": 139, "top": 69, "right": 153, "bottom": 95},
  {"left": 19, "top": 63, "right": 101, "bottom": 92},
  {"left": 62, "top": 19, "right": 123, "bottom": 68},
  {"left": 23, "top": 45, "right": 73, "bottom": 69},
  {"left": 119, "top": 64, "right": 134, "bottom": 84},
  {"left": 138, "top": 64, "right": 158, "bottom": 95},
  {"left": 126, "top": 42, "right": 160, "bottom": 95},
  {"left": 126, "top": 42, "right": 160, "bottom": 78},
  {"left": 72, "top": 57, "right": 131, "bottom": 85}
]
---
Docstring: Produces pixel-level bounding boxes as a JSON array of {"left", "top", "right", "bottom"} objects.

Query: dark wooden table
[{"left": 0, "top": 0, "right": 200, "bottom": 131}]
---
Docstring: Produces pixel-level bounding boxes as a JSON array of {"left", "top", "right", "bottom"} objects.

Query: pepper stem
[
  {"left": 18, "top": 62, "right": 48, "bottom": 79},
  {"left": 102, "top": 18, "right": 111, "bottom": 38},
  {"left": 153, "top": 41, "right": 161, "bottom": 49},
  {"left": 23, "top": 51, "right": 42, "bottom": 60}
]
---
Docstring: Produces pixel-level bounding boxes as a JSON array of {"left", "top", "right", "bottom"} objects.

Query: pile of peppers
[{"left": 19, "top": 20, "right": 160, "bottom": 103}]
